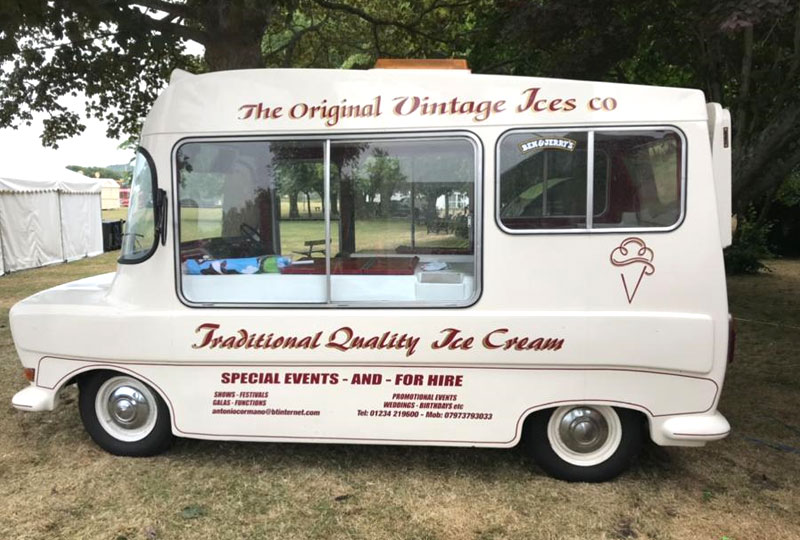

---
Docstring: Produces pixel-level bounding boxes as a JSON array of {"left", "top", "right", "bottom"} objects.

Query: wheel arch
[
  {"left": 63, "top": 366, "right": 176, "bottom": 432},
  {"left": 517, "top": 400, "right": 651, "bottom": 446}
]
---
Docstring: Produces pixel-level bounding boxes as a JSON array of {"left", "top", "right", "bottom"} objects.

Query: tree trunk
[
  {"left": 425, "top": 192, "right": 437, "bottom": 222},
  {"left": 380, "top": 188, "right": 392, "bottom": 217},
  {"left": 331, "top": 190, "right": 339, "bottom": 216},
  {"left": 289, "top": 191, "right": 299, "bottom": 218},
  {"left": 732, "top": 104, "right": 800, "bottom": 213},
  {"left": 200, "top": 1, "right": 276, "bottom": 70},
  {"left": 732, "top": 25, "right": 754, "bottom": 155},
  {"left": 204, "top": 40, "right": 265, "bottom": 70}
]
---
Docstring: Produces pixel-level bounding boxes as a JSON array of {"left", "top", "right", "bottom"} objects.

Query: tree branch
[
  {"left": 124, "top": 1, "right": 208, "bottom": 44},
  {"left": 310, "top": 0, "right": 473, "bottom": 47},
  {"left": 130, "top": 0, "right": 191, "bottom": 19},
  {"left": 372, "top": 24, "right": 383, "bottom": 57},
  {"left": 263, "top": 16, "right": 329, "bottom": 67},
  {"left": 789, "top": 2, "right": 800, "bottom": 80},
  {"left": 734, "top": 24, "right": 754, "bottom": 152},
  {"left": 312, "top": 0, "right": 472, "bottom": 27},
  {"left": 733, "top": 103, "right": 800, "bottom": 205},
  {"left": 139, "top": 11, "right": 209, "bottom": 44}
]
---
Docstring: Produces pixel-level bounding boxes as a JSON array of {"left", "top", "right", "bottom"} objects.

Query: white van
[{"left": 9, "top": 61, "right": 734, "bottom": 482}]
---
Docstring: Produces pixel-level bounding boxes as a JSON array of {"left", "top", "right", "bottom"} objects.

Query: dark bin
[{"left": 102, "top": 220, "right": 125, "bottom": 252}]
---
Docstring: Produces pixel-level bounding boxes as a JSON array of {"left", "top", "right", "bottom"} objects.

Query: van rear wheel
[
  {"left": 525, "top": 405, "right": 642, "bottom": 482},
  {"left": 78, "top": 371, "right": 173, "bottom": 456}
]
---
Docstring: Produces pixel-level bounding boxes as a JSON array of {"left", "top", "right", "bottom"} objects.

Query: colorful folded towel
[{"left": 184, "top": 256, "right": 291, "bottom": 275}]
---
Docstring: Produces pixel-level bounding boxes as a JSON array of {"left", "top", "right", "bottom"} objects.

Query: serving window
[
  {"left": 175, "top": 135, "right": 479, "bottom": 306},
  {"left": 497, "top": 128, "right": 683, "bottom": 232}
]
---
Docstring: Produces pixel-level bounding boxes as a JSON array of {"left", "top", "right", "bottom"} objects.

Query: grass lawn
[
  {"left": 180, "top": 208, "right": 467, "bottom": 256},
  {"left": 105, "top": 206, "right": 467, "bottom": 256},
  {"left": 0, "top": 256, "right": 798, "bottom": 539},
  {"left": 102, "top": 208, "right": 129, "bottom": 222}
]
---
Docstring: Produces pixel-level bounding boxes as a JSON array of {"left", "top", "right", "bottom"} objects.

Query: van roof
[{"left": 141, "top": 68, "right": 708, "bottom": 136}]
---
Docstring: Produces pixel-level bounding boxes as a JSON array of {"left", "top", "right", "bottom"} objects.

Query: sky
[
  {"left": 0, "top": 41, "right": 204, "bottom": 173},
  {"left": 0, "top": 101, "right": 134, "bottom": 171}
]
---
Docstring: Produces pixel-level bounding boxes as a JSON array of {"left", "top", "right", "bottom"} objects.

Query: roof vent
[{"left": 373, "top": 59, "right": 469, "bottom": 70}]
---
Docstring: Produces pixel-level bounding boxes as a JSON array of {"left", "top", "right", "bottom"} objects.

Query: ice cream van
[{"left": 9, "top": 59, "right": 734, "bottom": 482}]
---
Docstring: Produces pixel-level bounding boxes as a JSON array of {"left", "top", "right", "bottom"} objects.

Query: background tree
[
  {"left": 276, "top": 161, "right": 324, "bottom": 218},
  {"left": 356, "top": 150, "right": 408, "bottom": 218},
  {"left": 3, "top": 0, "right": 799, "bottom": 257},
  {"left": 472, "top": 0, "right": 800, "bottom": 218},
  {"left": 0, "top": 0, "right": 479, "bottom": 146}
]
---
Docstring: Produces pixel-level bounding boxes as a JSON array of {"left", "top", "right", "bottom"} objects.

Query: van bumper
[
  {"left": 11, "top": 385, "right": 59, "bottom": 412},
  {"left": 651, "top": 411, "right": 730, "bottom": 446}
]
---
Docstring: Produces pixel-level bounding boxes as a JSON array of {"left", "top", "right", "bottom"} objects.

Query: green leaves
[{"left": 2, "top": 0, "right": 798, "bottom": 224}]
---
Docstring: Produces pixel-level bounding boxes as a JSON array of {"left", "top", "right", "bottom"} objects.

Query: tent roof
[
  {"left": 0, "top": 161, "right": 103, "bottom": 193},
  {"left": 99, "top": 178, "right": 121, "bottom": 188}
]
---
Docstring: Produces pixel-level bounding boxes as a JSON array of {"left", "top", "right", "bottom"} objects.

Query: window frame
[
  {"left": 118, "top": 146, "right": 160, "bottom": 265},
  {"left": 171, "top": 131, "right": 483, "bottom": 309},
  {"left": 495, "top": 125, "right": 687, "bottom": 235}
]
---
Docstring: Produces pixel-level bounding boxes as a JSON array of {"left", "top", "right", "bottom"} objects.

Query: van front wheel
[
  {"left": 525, "top": 405, "right": 642, "bottom": 482},
  {"left": 79, "top": 371, "right": 173, "bottom": 456}
]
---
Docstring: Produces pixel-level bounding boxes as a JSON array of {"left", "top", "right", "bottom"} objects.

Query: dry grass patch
[{"left": 0, "top": 255, "right": 799, "bottom": 539}]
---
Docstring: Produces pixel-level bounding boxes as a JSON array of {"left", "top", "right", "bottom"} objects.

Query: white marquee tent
[
  {"left": 0, "top": 163, "right": 104, "bottom": 275},
  {"left": 100, "top": 178, "right": 121, "bottom": 209}
]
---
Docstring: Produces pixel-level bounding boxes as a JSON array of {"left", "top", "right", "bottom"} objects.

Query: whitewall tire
[
  {"left": 79, "top": 371, "right": 173, "bottom": 456},
  {"left": 524, "top": 405, "right": 643, "bottom": 482}
]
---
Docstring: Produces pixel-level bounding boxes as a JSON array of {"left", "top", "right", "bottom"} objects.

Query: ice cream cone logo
[{"left": 610, "top": 237, "right": 655, "bottom": 304}]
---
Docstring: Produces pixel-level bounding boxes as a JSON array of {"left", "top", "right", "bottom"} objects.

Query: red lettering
[
  {"left": 238, "top": 104, "right": 257, "bottom": 120},
  {"left": 393, "top": 96, "right": 421, "bottom": 116},
  {"left": 235, "top": 330, "right": 248, "bottom": 348},
  {"left": 192, "top": 323, "right": 221, "bottom": 349},
  {"left": 482, "top": 328, "right": 508, "bottom": 349},
  {"left": 431, "top": 328, "right": 473, "bottom": 350},
  {"left": 427, "top": 374, "right": 463, "bottom": 386},
  {"left": 326, "top": 326, "right": 353, "bottom": 352},
  {"left": 589, "top": 97, "right": 616, "bottom": 111},
  {"left": 517, "top": 87, "right": 541, "bottom": 112},
  {"left": 394, "top": 374, "right": 424, "bottom": 386},
  {"left": 237, "top": 103, "right": 283, "bottom": 120},
  {"left": 290, "top": 102, "right": 308, "bottom": 119}
]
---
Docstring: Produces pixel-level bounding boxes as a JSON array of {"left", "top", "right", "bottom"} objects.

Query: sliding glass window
[
  {"left": 175, "top": 135, "right": 479, "bottom": 307},
  {"left": 497, "top": 128, "right": 684, "bottom": 233}
]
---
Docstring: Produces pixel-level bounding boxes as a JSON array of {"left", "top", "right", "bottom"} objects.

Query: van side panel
[{"left": 34, "top": 356, "right": 717, "bottom": 446}]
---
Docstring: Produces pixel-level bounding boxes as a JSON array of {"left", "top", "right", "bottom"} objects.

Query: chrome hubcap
[
  {"left": 95, "top": 376, "right": 158, "bottom": 442},
  {"left": 107, "top": 386, "right": 150, "bottom": 429},
  {"left": 547, "top": 405, "right": 622, "bottom": 467},
  {"left": 558, "top": 407, "right": 609, "bottom": 454}
]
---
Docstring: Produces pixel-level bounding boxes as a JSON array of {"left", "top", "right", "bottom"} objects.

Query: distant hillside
[
  {"left": 68, "top": 163, "right": 133, "bottom": 185},
  {"left": 106, "top": 163, "right": 133, "bottom": 174}
]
